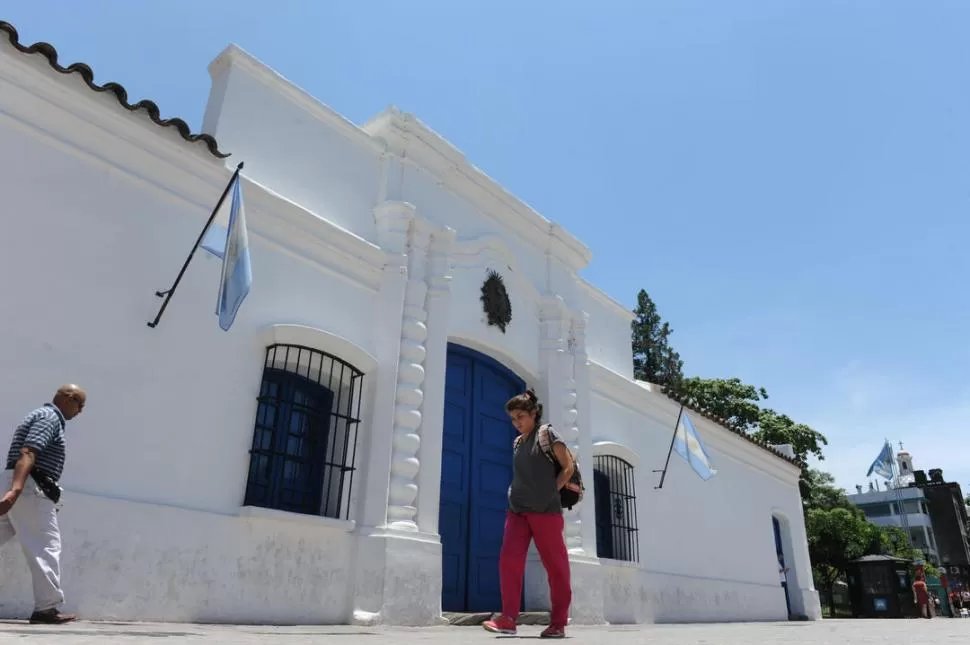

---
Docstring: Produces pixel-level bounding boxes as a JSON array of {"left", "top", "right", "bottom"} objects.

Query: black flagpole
[
  {"left": 654, "top": 403, "right": 684, "bottom": 490},
  {"left": 147, "top": 162, "right": 244, "bottom": 329}
]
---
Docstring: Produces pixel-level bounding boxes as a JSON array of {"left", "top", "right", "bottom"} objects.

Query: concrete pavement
[{"left": 0, "top": 619, "right": 967, "bottom": 644}]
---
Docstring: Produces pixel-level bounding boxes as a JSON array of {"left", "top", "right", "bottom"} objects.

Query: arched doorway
[{"left": 439, "top": 343, "right": 525, "bottom": 612}]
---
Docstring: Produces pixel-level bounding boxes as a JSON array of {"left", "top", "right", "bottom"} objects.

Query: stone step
[{"left": 443, "top": 612, "right": 551, "bottom": 626}]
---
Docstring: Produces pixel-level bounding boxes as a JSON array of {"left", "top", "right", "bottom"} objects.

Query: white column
[
  {"left": 560, "top": 319, "right": 582, "bottom": 554},
  {"left": 386, "top": 220, "right": 432, "bottom": 531},
  {"left": 537, "top": 295, "right": 568, "bottom": 432},
  {"left": 415, "top": 224, "right": 456, "bottom": 536},
  {"left": 571, "top": 311, "right": 595, "bottom": 557},
  {"left": 357, "top": 201, "right": 413, "bottom": 530}
]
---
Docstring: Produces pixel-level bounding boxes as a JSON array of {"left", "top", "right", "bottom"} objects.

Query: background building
[{"left": 848, "top": 449, "right": 969, "bottom": 590}]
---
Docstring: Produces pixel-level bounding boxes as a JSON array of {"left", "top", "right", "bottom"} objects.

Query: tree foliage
[
  {"left": 630, "top": 289, "right": 828, "bottom": 466},
  {"left": 806, "top": 507, "right": 871, "bottom": 617},
  {"left": 800, "top": 467, "right": 854, "bottom": 513},
  {"left": 675, "top": 377, "right": 766, "bottom": 433},
  {"left": 631, "top": 289, "right": 684, "bottom": 390},
  {"left": 675, "top": 377, "right": 828, "bottom": 465},
  {"left": 755, "top": 409, "right": 828, "bottom": 465}
]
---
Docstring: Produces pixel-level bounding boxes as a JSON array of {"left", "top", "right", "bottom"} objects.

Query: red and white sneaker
[
  {"left": 540, "top": 625, "right": 566, "bottom": 638},
  {"left": 482, "top": 614, "right": 517, "bottom": 635}
]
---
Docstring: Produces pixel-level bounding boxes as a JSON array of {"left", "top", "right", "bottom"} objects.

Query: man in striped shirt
[{"left": 0, "top": 384, "right": 86, "bottom": 625}]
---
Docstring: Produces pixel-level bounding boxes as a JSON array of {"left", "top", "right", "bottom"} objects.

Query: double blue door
[{"left": 439, "top": 344, "right": 524, "bottom": 612}]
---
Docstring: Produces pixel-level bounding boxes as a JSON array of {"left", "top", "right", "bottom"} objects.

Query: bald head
[{"left": 53, "top": 384, "right": 86, "bottom": 420}]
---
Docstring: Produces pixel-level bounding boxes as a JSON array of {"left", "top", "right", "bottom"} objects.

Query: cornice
[{"left": 363, "top": 108, "right": 592, "bottom": 273}]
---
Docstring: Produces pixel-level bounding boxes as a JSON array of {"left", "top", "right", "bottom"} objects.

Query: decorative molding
[
  {"left": 363, "top": 108, "right": 592, "bottom": 273},
  {"left": 426, "top": 226, "right": 456, "bottom": 297},
  {"left": 373, "top": 201, "right": 417, "bottom": 257},
  {"left": 256, "top": 324, "right": 378, "bottom": 374},
  {"left": 480, "top": 269, "right": 512, "bottom": 333},
  {"left": 385, "top": 219, "right": 432, "bottom": 531},
  {"left": 591, "top": 441, "right": 641, "bottom": 469}
]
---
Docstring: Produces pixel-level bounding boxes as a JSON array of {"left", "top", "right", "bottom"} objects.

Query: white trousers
[{"left": 0, "top": 470, "right": 64, "bottom": 612}]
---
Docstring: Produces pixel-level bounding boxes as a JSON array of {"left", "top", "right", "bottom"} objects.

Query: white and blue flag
[
  {"left": 866, "top": 440, "right": 894, "bottom": 481},
  {"left": 673, "top": 410, "right": 717, "bottom": 481},
  {"left": 212, "top": 174, "right": 251, "bottom": 331}
]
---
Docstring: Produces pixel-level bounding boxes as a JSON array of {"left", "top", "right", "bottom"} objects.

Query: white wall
[
  {"left": 202, "top": 48, "right": 384, "bottom": 243},
  {"left": 0, "top": 493, "right": 354, "bottom": 623},
  {"left": 0, "top": 47, "right": 383, "bottom": 622},
  {"left": 0, "top": 118, "right": 378, "bottom": 515},
  {"left": 588, "top": 364, "right": 818, "bottom": 622}
]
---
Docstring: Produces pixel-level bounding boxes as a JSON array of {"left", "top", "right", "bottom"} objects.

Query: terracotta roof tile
[{"left": 1, "top": 20, "right": 228, "bottom": 158}]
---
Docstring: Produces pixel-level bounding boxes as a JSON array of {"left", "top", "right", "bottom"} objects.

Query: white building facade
[{"left": 0, "top": 23, "right": 821, "bottom": 625}]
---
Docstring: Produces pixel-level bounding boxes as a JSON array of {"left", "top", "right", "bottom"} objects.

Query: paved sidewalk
[{"left": 0, "top": 619, "right": 967, "bottom": 643}]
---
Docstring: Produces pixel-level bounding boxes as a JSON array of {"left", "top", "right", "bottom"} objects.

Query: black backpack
[{"left": 536, "top": 424, "right": 585, "bottom": 510}]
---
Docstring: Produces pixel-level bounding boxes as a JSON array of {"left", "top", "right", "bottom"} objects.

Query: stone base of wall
[{"left": 0, "top": 492, "right": 353, "bottom": 624}]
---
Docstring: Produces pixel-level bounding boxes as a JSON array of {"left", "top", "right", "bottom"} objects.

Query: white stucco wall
[
  {"left": 0, "top": 43, "right": 380, "bottom": 622},
  {"left": 588, "top": 365, "right": 819, "bottom": 622},
  {"left": 0, "top": 33, "right": 820, "bottom": 626}
]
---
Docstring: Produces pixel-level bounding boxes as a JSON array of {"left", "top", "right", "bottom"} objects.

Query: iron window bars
[
  {"left": 244, "top": 344, "right": 364, "bottom": 521},
  {"left": 593, "top": 454, "right": 640, "bottom": 563}
]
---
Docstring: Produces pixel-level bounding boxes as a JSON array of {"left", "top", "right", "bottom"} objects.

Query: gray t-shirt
[{"left": 508, "top": 425, "right": 565, "bottom": 514}]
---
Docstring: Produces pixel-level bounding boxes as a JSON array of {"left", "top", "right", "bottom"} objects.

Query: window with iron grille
[
  {"left": 593, "top": 454, "right": 639, "bottom": 563},
  {"left": 244, "top": 344, "right": 364, "bottom": 521}
]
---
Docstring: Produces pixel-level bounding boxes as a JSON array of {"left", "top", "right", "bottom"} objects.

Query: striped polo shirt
[{"left": 5, "top": 403, "right": 67, "bottom": 480}]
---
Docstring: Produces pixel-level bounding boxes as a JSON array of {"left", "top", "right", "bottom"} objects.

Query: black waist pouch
[{"left": 30, "top": 471, "right": 62, "bottom": 504}]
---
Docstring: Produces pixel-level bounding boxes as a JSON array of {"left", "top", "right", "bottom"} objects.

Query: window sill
[
  {"left": 598, "top": 558, "right": 641, "bottom": 569},
  {"left": 237, "top": 505, "right": 356, "bottom": 532}
]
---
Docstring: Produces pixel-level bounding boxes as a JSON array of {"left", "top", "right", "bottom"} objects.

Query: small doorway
[{"left": 773, "top": 516, "right": 792, "bottom": 619}]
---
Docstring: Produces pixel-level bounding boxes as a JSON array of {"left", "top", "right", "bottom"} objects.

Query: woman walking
[
  {"left": 913, "top": 573, "right": 932, "bottom": 619},
  {"left": 483, "top": 389, "right": 577, "bottom": 638}
]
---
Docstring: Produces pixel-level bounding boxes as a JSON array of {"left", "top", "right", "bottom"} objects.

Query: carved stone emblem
[{"left": 481, "top": 269, "right": 512, "bottom": 333}]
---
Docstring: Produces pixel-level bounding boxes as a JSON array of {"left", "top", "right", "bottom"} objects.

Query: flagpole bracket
[{"left": 154, "top": 289, "right": 171, "bottom": 298}]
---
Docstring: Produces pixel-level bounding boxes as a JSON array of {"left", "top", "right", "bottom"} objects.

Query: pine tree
[{"left": 631, "top": 289, "right": 684, "bottom": 390}]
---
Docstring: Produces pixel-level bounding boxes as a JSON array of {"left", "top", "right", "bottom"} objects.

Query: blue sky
[{"left": 6, "top": 1, "right": 970, "bottom": 494}]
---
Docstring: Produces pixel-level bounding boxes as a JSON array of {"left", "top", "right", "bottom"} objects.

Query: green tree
[
  {"left": 754, "top": 409, "right": 828, "bottom": 464},
  {"left": 675, "top": 377, "right": 766, "bottom": 433},
  {"left": 872, "top": 525, "right": 941, "bottom": 577},
  {"left": 631, "top": 289, "right": 684, "bottom": 390},
  {"left": 806, "top": 507, "right": 872, "bottom": 617},
  {"left": 800, "top": 468, "right": 854, "bottom": 513},
  {"left": 675, "top": 377, "right": 828, "bottom": 465}
]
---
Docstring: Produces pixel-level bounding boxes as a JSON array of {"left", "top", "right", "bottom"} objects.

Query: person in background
[
  {"left": 913, "top": 573, "right": 932, "bottom": 619},
  {"left": 483, "top": 389, "right": 577, "bottom": 639},
  {"left": 0, "top": 384, "right": 86, "bottom": 625}
]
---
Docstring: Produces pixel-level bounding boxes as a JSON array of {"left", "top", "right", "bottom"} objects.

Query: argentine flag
[
  {"left": 866, "top": 440, "right": 894, "bottom": 481},
  {"left": 212, "top": 174, "right": 252, "bottom": 331},
  {"left": 673, "top": 411, "right": 717, "bottom": 481}
]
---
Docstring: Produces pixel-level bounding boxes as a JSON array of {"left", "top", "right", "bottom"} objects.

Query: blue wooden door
[{"left": 439, "top": 344, "right": 523, "bottom": 612}]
